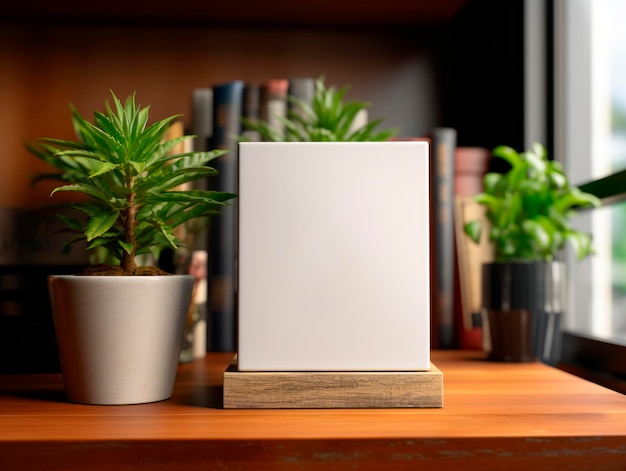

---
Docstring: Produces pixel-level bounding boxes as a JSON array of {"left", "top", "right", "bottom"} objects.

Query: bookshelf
[
  {"left": 1, "top": 0, "right": 529, "bottom": 368},
  {"left": 1, "top": 1, "right": 470, "bottom": 209}
]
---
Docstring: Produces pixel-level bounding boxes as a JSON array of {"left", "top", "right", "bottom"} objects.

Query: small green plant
[
  {"left": 464, "top": 142, "right": 601, "bottom": 262},
  {"left": 242, "top": 76, "right": 397, "bottom": 142},
  {"left": 28, "top": 91, "right": 236, "bottom": 275}
]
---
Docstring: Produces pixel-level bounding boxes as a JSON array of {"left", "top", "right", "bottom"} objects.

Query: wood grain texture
[
  {"left": 1, "top": 350, "right": 625, "bottom": 470},
  {"left": 224, "top": 361, "right": 443, "bottom": 408}
]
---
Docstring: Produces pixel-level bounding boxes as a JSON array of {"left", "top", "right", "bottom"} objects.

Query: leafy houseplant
[
  {"left": 241, "top": 76, "right": 397, "bottom": 142},
  {"left": 464, "top": 142, "right": 600, "bottom": 262},
  {"left": 29, "top": 92, "right": 235, "bottom": 275},
  {"left": 463, "top": 143, "right": 601, "bottom": 363},
  {"left": 28, "top": 92, "right": 236, "bottom": 404}
]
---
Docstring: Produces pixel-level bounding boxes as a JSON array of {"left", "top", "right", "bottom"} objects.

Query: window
[{"left": 554, "top": 0, "right": 626, "bottom": 391}]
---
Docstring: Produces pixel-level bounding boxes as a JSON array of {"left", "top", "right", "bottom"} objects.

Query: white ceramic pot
[{"left": 48, "top": 275, "right": 194, "bottom": 405}]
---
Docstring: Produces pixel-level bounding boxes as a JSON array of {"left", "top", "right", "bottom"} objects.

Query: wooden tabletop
[{"left": 1, "top": 350, "right": 625, "bottom": 470}]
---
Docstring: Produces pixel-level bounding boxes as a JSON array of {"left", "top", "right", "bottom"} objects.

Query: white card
[{"left": 238, "top": 141, "right": 431, "bottom": 371}]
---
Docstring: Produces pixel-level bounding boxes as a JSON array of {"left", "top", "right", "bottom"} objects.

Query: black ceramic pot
[{"left": 481, "top": 261, "right": 563, "bottom": 363}]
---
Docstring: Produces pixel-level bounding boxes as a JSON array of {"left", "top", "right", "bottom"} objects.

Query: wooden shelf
[
  {"left": 1, "top": 350, "right": 625, "bottom": 470},
  {"left": 2, "top": 1, "right": 467, "bottom": 27}
]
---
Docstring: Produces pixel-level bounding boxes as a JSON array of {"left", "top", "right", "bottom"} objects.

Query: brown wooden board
[
  {"left": 223, "top": 359, "right": 443, "bottom": 409},
  {"left": 3, "top": 351, "right": 626, "bottom": 470}
]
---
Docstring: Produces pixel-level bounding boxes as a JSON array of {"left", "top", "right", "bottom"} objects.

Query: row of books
[
  {"left": 191, "top": 77, "right": 493, "bottom": 354},
  {"left": 191, "top": 77, "right": 317, "bottom": 153},
  {"left": 429, "top": 129, "right": 492, "bottom": 351},
  {"left": 191, "top": 77, "right": 318, "bottom": 352}
]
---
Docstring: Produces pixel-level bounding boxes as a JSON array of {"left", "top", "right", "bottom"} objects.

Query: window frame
[
  {"left": 559, "top": 172, "right": 626, "bottom": 394},
  {"left": 551, "top": 0, "right": 626, "bottom": 393}
]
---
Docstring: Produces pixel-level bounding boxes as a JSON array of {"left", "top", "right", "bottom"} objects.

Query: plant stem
[{"left": 120, "top": 177, "right": 138, "bottom": 275}]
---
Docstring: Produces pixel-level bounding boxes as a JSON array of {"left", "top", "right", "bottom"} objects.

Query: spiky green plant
[
  {"left": 242, "top": 76, "right": 397, "bottom": 142},
  {"left": 28, "top": 91, "right": 236, "bottom": 275},
  {"left": 464, "top": 142, "right": 601, "bottom": 262}
]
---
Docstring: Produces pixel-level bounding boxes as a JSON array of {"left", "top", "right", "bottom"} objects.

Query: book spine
[
  {"left": 180, "top": 90, "right": 214, "bottom": 359},
  {"left": 191, "top": 88, "right": 213, "bottom": 154},
  {"left": 208, "top": 80, "right": 245, "bottom": 352},
  {"left": 287, "top": 77, "right": 314, "bottom": 119},
  {"left": 189, "top": 88, "right": 213, "bottom": 248},
  {"left": 431, "top": 128, "right": 457, "bottom": 349},
  {"left": 259, "top": 79, "right": 289, "bottom": 140},
  {"left": 242, "top": 83, "right": 261, "bottom": 142},
  {"left": 453, "top": 147, "right": 492, "bottom": 350},
  {"left": 163, "top": 122, "right": 209, "bottom": 361}
]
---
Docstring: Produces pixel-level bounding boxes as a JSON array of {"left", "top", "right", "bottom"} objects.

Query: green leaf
[
  {"left": 492, "top": 145, "right": 521, "bottom": 168},
  {"left": 137, "top": 167, "right": 219, "bottom": 195},
  {"left": 547, "top": 163, "right": 567, "bottom": 188},
  {"left": 51, "top": 184, "right": 110, "bottom": 203},
  {"left": 464, "top": 220, "right": 482, "bottom": 244},
  {"left": 506, "top": 163, "right": 529, "bottom": 191},
  {"left": 119, "top": 240, "right": 134, "bottom": 255},
  {"left": 483, "top": 173, "right": 502, "bottom": 195},
  {"left": 522, "top": 219, "right": 551, "bottom": 256},
  {"left": 501, "top": 193, "right": 523, "bottom": 228},
  {"left": 525, "top": 149, "right": 547, "bottom": 176},
  {"left": 565, "top": 231, "right": 594, "bottom": 259},
  {"left": 167, "top": 201, "right": 232, "bottom": 228},
  {"left": 88, "top": 161, "right": 119, "bottom": 178},
  {"left": 474, "top": 193, "right": 499, "bottom": 208},
  {"left": 554, "top": 187, "right": 602, "bottom": 213},
  {"left": 531, "top": 142, "right": 547, "bottom": 159},
  {"left": 85, "top": 210, "right": 120, "bottom": 241},
  {"left": 143, "top": 190, "right": 235, "bottom": 205},
  {"left": 501, "top": 236, "right": 518, "bottom": 258},
  {"left": 168, "top": 149, "right": 228, "bottom": 172}
]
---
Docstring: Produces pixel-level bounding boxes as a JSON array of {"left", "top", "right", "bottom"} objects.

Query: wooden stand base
[{"left": 223, "top": 358, "right": 443, "bottom": 409}]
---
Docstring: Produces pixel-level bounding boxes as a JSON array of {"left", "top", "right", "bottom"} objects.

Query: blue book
[{"left": 207, "top": 80, "right": 244, "bottom": 352}]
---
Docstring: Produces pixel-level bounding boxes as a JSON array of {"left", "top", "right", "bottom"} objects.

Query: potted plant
[
  {"left": 464, "top": 142, "right": 601, "bottom": 363},
  {"left": 28, "top": 91, "right": 235, "bottom": 404},
  {"left": 241, "top": 76, "right": 397, "bottom": 142}
]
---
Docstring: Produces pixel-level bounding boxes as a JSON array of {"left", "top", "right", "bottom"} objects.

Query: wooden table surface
[{"left": 1, "top": 350, "right": 625, "bottom": 470}]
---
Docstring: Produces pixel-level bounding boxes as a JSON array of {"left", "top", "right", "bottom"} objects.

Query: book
[
  {"left": 161, "top": 120, "right": 209, "bottom": 361},
  {"left": 187, "top": 88, "right": 214, "bottom": 250},
  {"left": 287, "top": 77, "right": 315, "bottom": 119},
  {"left": 430, "top": 128, "right": 457, "bottom": 349},
  {"left": 453, "top": 146, "right": 492, "bottom": 350},
  {"left": 187, "top": 89, "right": 214, "bottom": 253},
  {"left": 191, "top": 88, "right": 212, "bottom": 154},
  {"left": 241, "top": 83, "right": 261, "bottom": 142},
  {"left": 259, "top": 79, "right": 289, "bottom": 140},
  {"left": 207, "top": 80, "right": 245, "bottom": 352}
]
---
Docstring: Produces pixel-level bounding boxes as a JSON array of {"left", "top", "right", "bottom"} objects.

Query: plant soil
[{"left": 78, "top": 264, "right": 171, "bottom": 276}]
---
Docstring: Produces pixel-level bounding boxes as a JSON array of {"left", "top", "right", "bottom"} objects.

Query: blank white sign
[{"left": 238, "top": 141, "right": 430, "bottom": 371}]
